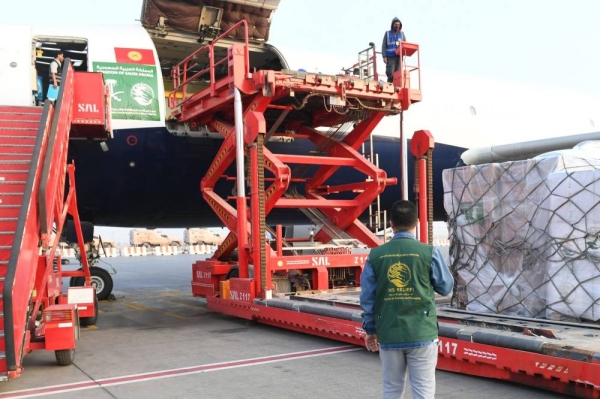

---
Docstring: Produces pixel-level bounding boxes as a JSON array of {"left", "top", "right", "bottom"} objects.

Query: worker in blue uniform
[{"left": 382, "top": 17, "right": 406, "bottom": 83}]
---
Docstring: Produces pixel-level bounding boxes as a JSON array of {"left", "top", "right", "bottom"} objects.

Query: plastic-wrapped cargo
[
  {"left": 444, "top": 149, "right": 600, "bottom": 321},
  {"left": 541, "top": 168, "right": 600, "bottom": 320}
]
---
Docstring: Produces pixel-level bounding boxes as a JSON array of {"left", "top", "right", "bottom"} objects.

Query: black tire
[
  {"left": 55, "top": 349, "right": 75, "bottom": 366},
  {"left": 61, "top": 259, "right": 70, "bottom": 265},
  {"left": 225, "top": 248, "right": 239, "bottom": 262},
  {"left": 225, "top": 266, "right": 239, "bottom": 280},
  {"left": 80, "top": 295, "right": 98, "bottom": 326},
  {"left": 70, "top": 267, "right": 113, "bottom": 301},
  {"left": 69, "top": 275, "right": 82, "bottom": 288},
  {"left": 90, "top": 267, "right": 113, "bottom": 301}
]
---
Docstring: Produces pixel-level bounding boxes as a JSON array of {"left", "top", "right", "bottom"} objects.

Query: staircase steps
[{"left": 0, "top": 106, "right": 42, "bottom": 379}]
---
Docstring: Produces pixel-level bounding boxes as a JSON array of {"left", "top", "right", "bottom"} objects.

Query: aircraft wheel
[
  {"left": 70, "top": 267, "right": 113, "bottom": 301},
  {"left": 89, "top": 268, "right": 113, "bottom": 301}
]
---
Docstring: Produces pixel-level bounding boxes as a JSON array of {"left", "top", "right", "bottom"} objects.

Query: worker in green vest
[{"left": 360, "top": 200, "right": 454, "bottom": 399}]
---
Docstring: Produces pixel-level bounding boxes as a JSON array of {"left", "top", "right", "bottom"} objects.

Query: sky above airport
[
  {"left": 3, "top": 0, "right": 599, "bottom": 241},
  {"left": 4, "top": 0, "right": 600, "bottom": 94}
]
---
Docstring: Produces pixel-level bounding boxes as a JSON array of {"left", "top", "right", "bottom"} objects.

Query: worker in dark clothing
[
  {"left": 382, "top": 17, "right": 406, "bottom": 83},
  {"left": 46, "top": 50, "right": 64, "bottom": 100}
]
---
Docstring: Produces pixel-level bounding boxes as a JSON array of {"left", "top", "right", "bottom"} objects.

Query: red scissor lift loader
[
  {"left": 170, "top": 20, "right": 419, "bottom": 347},
  {"left": 171, "top": 22, "right": 600, "bottom": 398},
  {"left": 0, "top": 61, "right": 111, "bottom": 380}
]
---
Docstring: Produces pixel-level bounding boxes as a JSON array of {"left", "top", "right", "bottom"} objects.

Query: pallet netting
[{"left": 443, "top": 150, "right": 600, "bottom": 322}]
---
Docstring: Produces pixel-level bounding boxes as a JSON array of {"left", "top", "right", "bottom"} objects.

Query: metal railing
[
  {"left": 342, "top": 42, "right": 380, "bottom": 81},
  {"left": 39, "top": 59, "right": 75, "bottom": 240},
  {"left": 3, "top": 102, "right": 55, "bottom": 375},
  {"left": 398, "top": 42, "right": 421, "bottom": 93},
  {"left": 169, "top": 20, "right": 250, "bottom": 110},
  {"left": 341, "top": 42, "right": 421, "bottom": 93}
]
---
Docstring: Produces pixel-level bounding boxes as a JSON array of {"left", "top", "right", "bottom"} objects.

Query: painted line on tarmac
[
  {"left": 119, "top": 301, "right": 189, "bottom": 320},
  {"left": 0, "top": 345, "right": 361, "bottom": 398}
]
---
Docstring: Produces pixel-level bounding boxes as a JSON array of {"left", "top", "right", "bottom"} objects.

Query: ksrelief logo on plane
[
  {"left": 131, "top": 83, "right": 155, "bottom": 106},
  {"left": 77, "top": 103, "right": 100, "bottom": 113}
]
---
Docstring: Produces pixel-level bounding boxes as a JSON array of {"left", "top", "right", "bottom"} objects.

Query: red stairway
[
  {"left": 0, "top": 62, "right": 111, "bottom": 382},
  {"left": 0, "top": 105, "right": 46, "bottom": 380}
]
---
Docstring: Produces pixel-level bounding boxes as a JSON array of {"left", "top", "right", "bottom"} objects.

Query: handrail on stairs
[
  {"left": 3, "top": 102, "right": 54, "bottom": 373},
  {"left": 39, "top": 58, "right": 75, "bottom": 244}
]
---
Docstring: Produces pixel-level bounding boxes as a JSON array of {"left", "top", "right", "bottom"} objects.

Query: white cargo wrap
[{"left": 444, "top": 150, "right": 600, "bottom": 321}]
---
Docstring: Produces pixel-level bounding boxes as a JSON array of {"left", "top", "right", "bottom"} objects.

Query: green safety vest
[{"left": 369, "top": 237, "right": 438, "bottom": 344}]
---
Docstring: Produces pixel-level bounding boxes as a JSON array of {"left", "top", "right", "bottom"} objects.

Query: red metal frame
[
  {"left": 207, "top": 294, "right": 600, "bottom": 398},
  {"left": 436, "top": 337, "right": 600, "bottom": 398},
  {"left": 410, "top": 129, "right": 434, "bottom": 243},
  {"left": 169, "top": 20, "right": 250, "bottom": 119},
  {"left": 32, "top": 65, "right": 95, "bottom": 333},
  {"left": 207, "top": 296, "right": 365, "bottom": 347},
  {"left": 176, "top": 20, "right": 413, "bottom": 329},
  {"left": 170, "top": 21, "right": 600, "bottom": 399},
  {"left": 5, "top": 66, "right": 109, "bottom": 379},
  {"left": 176, "top": 35, "right": 420, "bottom": 295},
  {"left": 7, "top": 106, "right": 54, "bottom": 377},
  {"left": 170, "top": 24, "right": 420, "bottom": 298}
]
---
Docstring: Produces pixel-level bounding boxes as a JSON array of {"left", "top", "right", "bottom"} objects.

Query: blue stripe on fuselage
[{"left": 68, "top": 127, "right": 465, "bottom": 227}]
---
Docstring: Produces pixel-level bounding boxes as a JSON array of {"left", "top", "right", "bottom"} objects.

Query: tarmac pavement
[{"left": 0, "top": 254, "right": 566, "bottom": 398}]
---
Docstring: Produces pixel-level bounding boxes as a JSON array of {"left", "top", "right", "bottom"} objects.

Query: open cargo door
[
  {"left": 141, "top": 0, "right": 280, "bottom": 42},
  {"left": 141, "top": 0, "right": 287, "bottom": 122}
]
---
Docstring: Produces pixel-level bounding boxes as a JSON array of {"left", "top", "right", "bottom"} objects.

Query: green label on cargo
[
  {"left": 92, "top": 62, "right": 160, "bottom": 121},
  {"left": 460, "top": 202, "right": 485, "bottom": 223}
]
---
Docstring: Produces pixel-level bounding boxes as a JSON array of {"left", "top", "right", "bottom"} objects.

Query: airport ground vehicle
[
  {"left": 93, "top": 235, "right": 116, "bottom": 249},
  {"left": 184, "top": 228, "right": 224, "bottom": 246},
  {"left": 180, "top": 21, "right": 600, "bottom": 399},
  {"left": 130, "top": 229, "right": 183, "bottom": 247},
  {"left": 0, "top": 65, "right": 111, "bottom": 380}
]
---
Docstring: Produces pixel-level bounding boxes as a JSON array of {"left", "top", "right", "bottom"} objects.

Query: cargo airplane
[{"left": 2, "top": 0, "right": 599, "bottom": 230}]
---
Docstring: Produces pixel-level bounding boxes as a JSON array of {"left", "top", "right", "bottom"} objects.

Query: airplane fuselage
[
  {"left": 4, "top": 14, "right": 599, "bottom": 230},
  {"left": 0, "top": 21, "right": 467, "bottom": 228},
  {"left": 67, "top": 127, "right": 465, "bottom": 227}
]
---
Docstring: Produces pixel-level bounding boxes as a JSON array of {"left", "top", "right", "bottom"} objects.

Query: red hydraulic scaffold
[
  {"left": 171, "top": 21, "right": 600, "bottom": 399},
  {"left": 0, "top": 62, "right": 111, "bottom": 380},
  {"left": 169, "top": 20, "right": 420, "bottom": 303}
]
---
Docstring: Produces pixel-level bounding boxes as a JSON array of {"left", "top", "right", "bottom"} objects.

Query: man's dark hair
[
  {"left": 57, "top": 49, "right": 64, "bottom": 56},
  {"left": 390, "top": 200, "right": 418, "bottom": 231}
]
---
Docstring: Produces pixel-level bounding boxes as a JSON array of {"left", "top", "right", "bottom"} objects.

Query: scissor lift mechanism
[{"left": 169, "top": 21, "right": 600, "bottom": 398}]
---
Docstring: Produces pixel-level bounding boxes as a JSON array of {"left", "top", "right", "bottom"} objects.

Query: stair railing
[{"left": 3, "top": 101, "right": 54, "bottom": 375}]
